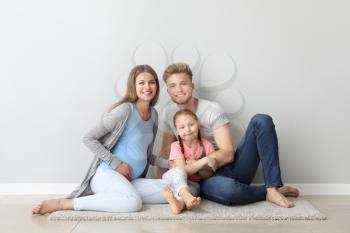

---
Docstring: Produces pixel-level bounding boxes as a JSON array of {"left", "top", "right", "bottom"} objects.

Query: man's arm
[
  {"left": 156, "top": 129, "right": 176, "bottom": 178},
  {"left": 196, "top": 124, "right": 235, "bottom": 179},
  {"left": 208, "top": 123, "right": 235, "bottom": 168}
]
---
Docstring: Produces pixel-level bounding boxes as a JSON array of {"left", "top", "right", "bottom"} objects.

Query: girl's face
[
  {"left": 135, "top": 72, "right": 157, "bottom": 103},
  {"left": 175, "top": 114, "right": 199, "bottom": 142}
]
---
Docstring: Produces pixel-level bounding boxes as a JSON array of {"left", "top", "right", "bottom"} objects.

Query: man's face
[{"left": 166, "top": 73, "right": 194, "bottom": 105}]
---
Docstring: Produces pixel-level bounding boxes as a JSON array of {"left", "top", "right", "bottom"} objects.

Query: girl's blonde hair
[
  {"left": 173, "top": 109, "right": 206, "bottom": 157},
  {"left": 108, "top": 65, "right": 160, "bottom": 112}
]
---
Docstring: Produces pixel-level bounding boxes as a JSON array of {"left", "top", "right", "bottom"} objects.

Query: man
[{"left": 158, "top": 63, "right": 299, "bottom": 208}]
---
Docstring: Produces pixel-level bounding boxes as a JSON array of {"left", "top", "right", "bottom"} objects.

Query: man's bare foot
[
  {"left": 185, "top": 196, "right": 201, "bottom": 210},
  {"left": 266, "top": 188, "right": 295, "bottom": 208},
  {"left": 32, "top": 198, "right": 73, "bottom": 215},
  {"left": 279, "top": 186, "right": 300, "bottom": 197},
  {"left": 163, "top": 187, "right": 185, "bottom": 214}
]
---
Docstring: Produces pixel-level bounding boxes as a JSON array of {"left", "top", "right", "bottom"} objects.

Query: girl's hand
[
  {"left": 207, "top": 157, "right": 217, "bottom": 172},
  {"left": 115, "top": 162, "right": 132, "bottom": 180},
  {"left": 186, "top": 159, "right": 196, "bottom": 165}
]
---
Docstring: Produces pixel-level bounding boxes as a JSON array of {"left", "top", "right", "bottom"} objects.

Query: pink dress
[{"left": 169, "top": 139, "right": 215, "bottom": 182}]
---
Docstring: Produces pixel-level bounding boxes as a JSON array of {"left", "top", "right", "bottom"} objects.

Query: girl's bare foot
[
  {"left": 185, "top": 196, "right": 201, "bottom": 210},
  {"left": 178, "top": 187, "right": 201, "bottom": 210},
  {"left": 279, "top": 186, "right": 300, "bottom": 197},
  {"left": 266, "top": 188, "right": 295, "bottom": 208},
  {"left": 163, "top": 187, "right": 185, "bottom": 214},
  {"left": 32, "top": 198, "right": 73, "bottom": 215}
]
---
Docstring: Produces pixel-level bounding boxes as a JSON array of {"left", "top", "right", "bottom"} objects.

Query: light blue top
[{"left": 99, "top": 103, "right": 155, "bottom": 179}]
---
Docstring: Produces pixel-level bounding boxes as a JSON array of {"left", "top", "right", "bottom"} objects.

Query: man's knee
[{"left": 251, "top": 114, "right": 273, "bottom": 128}]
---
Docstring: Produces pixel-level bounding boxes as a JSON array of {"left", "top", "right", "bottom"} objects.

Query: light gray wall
[{"left": 1, "top": 0, "right": 349, "bottom": 184}]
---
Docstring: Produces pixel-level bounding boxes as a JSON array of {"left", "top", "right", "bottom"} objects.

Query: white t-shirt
[{"left": 161, "top": 98, "right": 230, "bottom": 150}]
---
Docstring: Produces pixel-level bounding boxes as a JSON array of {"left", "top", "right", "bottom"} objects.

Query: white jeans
[{"left": 74, "top": 167, "right": 170, "bottom": 212}]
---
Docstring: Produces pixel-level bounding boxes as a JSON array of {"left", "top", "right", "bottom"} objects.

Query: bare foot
[
  {"left": 185, "top": 196, "right": 201, "bottom": 210},
  {"left": 279, "top": 186, "right": 300, "bottom": 197},
  {"left": 266, "top": 188, "right": 295, "bottom": 208},
  {"left": 32, "top": 198, "right": 73, "bottom": 215},
  {"left": 163, "top": 187, "right": 185, "bottom": 214}
]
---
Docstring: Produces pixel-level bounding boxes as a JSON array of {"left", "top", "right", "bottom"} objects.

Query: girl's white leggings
[
  {"left": 73, "top": 167, "right": 170, "bottom": 213},
  {"left": 162, "top": 166, "right": 200, "bottom": 199}
]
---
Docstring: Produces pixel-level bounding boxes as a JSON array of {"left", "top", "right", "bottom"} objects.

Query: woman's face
[{"left": 135, "top": 72, "right": 157, "bottom": 103}]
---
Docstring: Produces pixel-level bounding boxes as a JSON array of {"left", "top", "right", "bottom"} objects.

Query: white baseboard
[
  {"left": 0, "top": 183, "right": 350, "bottom": 195},
  {"left": 0, "top": 183, "right": 79, "bottom": 195},
  {"left": 286, "top": 184, "right": 350, "bottom": 195}
]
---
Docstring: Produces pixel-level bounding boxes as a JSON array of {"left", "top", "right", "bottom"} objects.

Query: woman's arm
[
  {"left": 82, "top": 104, "right": 130, "bottom": 170},
  {"left": 82, "top": 121, "right": 122, "bottom": 170}
]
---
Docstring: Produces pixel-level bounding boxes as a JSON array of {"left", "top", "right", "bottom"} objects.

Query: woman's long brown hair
[{"left": 108, "top": 64, "right": 160, "bottom": 112}]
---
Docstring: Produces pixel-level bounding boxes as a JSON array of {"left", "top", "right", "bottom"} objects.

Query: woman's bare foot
[
  {"left": 163, "top": 187, "right": 185, "bottom": 214},
  {"left": 184, "top": 196, "right": 201, "bottom": 210},
  {"left": 279, "top": 186, "right": 300, "bottom": 197},
  {"left": 266, "top": 188, "right": 295, "bottom": 208},
  {"left": 32, "top": 198, "right": 73, "bottom": 215}
]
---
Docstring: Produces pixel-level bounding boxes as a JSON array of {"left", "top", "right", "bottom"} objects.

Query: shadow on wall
[
  {"left": 114, "top": 41, "right": 246, "bottom": 151},
  {"left": 113, "top": 41, "right": 265, "bottom": 180}
]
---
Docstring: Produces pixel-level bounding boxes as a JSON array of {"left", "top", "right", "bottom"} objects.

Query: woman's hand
[{"left": 115, "top": 162, "right": 132, "bottom": 180}]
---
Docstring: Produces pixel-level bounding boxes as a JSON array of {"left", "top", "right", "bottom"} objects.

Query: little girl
[{"left": 162, "top": 109, "right": 216, "bottom": 214}]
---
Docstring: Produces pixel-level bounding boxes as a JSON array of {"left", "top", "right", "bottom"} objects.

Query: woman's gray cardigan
[{"left": 68, "top": 102, "right": 168, "bottom": 199}]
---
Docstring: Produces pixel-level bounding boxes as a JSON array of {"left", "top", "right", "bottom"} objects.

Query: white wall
[{"left": 1, "top": 0, "right": 349, "bottom": 185}]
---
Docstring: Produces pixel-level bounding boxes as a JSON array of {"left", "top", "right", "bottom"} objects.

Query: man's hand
[
  {"left": 207, "top": 156, "right": 217, "bottom": 172},
  {"left": 115, "top": 162, "right": 132, "bottom": 180},
  {"left": 188, "top": 157, "right": 217, "bottom": 178},
  {"left": 197, "top": 165, "right": 214, "bottom": 179}
]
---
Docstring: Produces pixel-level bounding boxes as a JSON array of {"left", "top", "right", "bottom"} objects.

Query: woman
[{"left": 32, "top": 64, "right": 169, "bottom": 214}]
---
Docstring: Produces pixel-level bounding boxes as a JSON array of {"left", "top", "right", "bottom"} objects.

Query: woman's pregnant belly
[{"left": 113, "top": 134, "right": 150, "bottom": 179}]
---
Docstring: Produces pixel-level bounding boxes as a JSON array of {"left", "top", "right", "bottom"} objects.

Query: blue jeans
[{"left": 200, "top": 114, "right": 283, "bottom": 205}]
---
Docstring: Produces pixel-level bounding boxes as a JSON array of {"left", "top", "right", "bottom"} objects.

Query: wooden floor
[{"left": 0, "top": 195, "right": 349, "bottom": 233}]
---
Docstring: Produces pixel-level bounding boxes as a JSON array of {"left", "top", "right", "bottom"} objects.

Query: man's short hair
[{"left": 163, "top": 63, "right": 193, "bottom": 83}]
